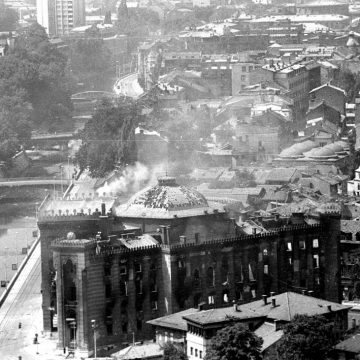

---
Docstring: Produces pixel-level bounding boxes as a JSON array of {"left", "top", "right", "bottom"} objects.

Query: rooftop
[
  {"left": 238, "top": 292, "right": 350, "bottom": 322},
  {"left": 114, "top": 177, "right": 224, "bottom": 219},
  {"left": 147, "top": 308, "right": 197, "bottom": 331},
  {"left": 334, "top": 334, "right": 360, "bottom": 354},
  {"left": 112, "top": 342, "right": 163, "bottom": 359}
]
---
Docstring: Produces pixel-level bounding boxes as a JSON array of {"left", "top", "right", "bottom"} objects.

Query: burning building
[{"left": 37, "top": 177, "right": 342, "bottom": 356}]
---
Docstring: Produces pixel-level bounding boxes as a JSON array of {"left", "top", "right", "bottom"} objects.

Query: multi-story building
[
  {"left": 37, "top": 177, "right": 342, "bottom": 356},
  {"left": 259, "top": 62, "right": 310, "bottom": 120},
  {"left": 36, "top": 0, "right": 85, "bottom": 36},
  {"left": 149, "top": 292, "right": 350, "bottom": 360},
  {"left": 295, "top": 0, "right": 349, "bottom": 16}
]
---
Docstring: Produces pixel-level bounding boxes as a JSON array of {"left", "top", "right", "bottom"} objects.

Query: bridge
[
  {"left": 0, "top": 178, "right": 73, "bottom": 187},
  {"left": 71, "top": 90, "right": 118, "bottom": 102}
]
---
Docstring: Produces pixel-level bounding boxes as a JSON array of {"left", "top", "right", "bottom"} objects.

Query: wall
[{"left": 311, "top": 86, "right": 345, "bottom": 114}]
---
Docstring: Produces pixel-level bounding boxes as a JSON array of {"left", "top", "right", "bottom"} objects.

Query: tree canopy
[
  {"left": 0, "top": 3, "right": 18, "bottom": 31},
  {"left": 163, "top": 343, "right": 188, "bottom": 360},
  {"left": 0, "top": 22, "right": 73, "bottom": 161},
  {"left": 75, "top": 97, "right": 140, "bottom": 177},
  {"left": 276, "top": 314, "right": 337, "bottom": 360},
  {"left": 205, "top": 322, "right": 263, "bottom": 360}
]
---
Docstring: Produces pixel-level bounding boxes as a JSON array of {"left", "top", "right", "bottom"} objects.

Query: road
[
  {"left": 0, "top": 242, "right": 62, "bottom": 359},
  {"left": 0, "top": 179, "right": 72, "bottom": 187},
  {"left": 114, "top": 73, "right": 144, "bottom": 99}
]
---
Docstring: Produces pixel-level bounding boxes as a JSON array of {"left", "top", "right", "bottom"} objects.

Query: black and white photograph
[{"left": 0, "top": 0, "right": 360, "bottom": 359}]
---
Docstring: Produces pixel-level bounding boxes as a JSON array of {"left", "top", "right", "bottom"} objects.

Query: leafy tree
[
  {"left": 276, "top": 315, "right": 337, "bottom": 360},
  {"left": 69, "top": 37, "right": 111, "bottom": 87},
  {"left": 205, "top": 322, "right": 263, "bottom": 360},
  {"left": 75, "top": 98, "right": 140, "bottom": 177},
  {"left": 0, "top": 22, "right": 73, "bottom": 131},
  {"left": 0, "top": 4, "right": 18, "bottom": 31},
  {"left": 163, "top": 343, "right": 188, "bottom": 360}
]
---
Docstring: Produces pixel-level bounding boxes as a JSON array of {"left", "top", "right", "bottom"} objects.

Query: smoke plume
[{"left": 96, "top": 162, "right": 166, "bottom": 196}]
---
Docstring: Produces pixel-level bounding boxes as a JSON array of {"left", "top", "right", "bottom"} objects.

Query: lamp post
[
  {"left": 91, "top": 319, "right": 97, "bottom": 358},
  {"left": 60, "top": 165, "right": 64, "bottom": 196},
  {"left": 4, "top": 247, "right": 8, "bottom": 287},
  {"left": 67, "top": 156, "right": 71, "bottom": 181}
]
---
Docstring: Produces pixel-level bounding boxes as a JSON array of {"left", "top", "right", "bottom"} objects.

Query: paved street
[
  {"left": 114, "top": 73, "right": 144, "bottom": 98},
  {"left": 0, "top": 243, "right": 61, "bottom": 360}
]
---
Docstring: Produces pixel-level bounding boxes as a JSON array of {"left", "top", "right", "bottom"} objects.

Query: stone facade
[{"left": 38, "top": 179, "right": 342, "bottom": 356}]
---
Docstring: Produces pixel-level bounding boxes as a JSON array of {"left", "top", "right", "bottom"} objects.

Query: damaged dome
[{"left": 114, "top": 177, "right": 222, "bottom": 219}]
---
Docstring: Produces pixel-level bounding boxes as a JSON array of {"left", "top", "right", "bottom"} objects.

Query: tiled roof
[
  {"left": 265, "top": 168, "right": 298, "bottom": 182},
  {"left": 181, "top": 292, "right": 350, "bottom": 327},
  {"left": 334, "top": 334, "right": 360, "bottom": 354},
  {"left": 309, "top": 83, "right": 346, "bottom": 95},
  {"left": 112, "top": 343, "right": 163, "bottom": 359},
  {"left": 238, "top": 292, "right": 350, "bottom": 322},
  {"left": 262, "top": 189, "right": 290, "bottom": 202},
  {"left": 182, "top": 306, "right": 265, "bottom": 326},
  {"left": 254, "top": 322, "right": 284, "bottom": 351},
  {"left": 147, "top": 308, "right": 197, "bottom": 331},
  {"left": 268, "top": 198, "right": 319, "bottom": 216}
]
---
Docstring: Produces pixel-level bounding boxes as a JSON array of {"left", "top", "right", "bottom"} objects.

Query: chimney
[
  {"left": 271, "top": 298, "right": 276, "bottom": 307},
  {"left": 274, "top": 319, "right": 280, "bottom": 331},
  {"left": 352, "top": 318, "right": 357, "bottom": 329},
  {"left": 302, "top": 290, "right": 307, "bottom": 295},
  {"left": 327, "top": 305, "right": 332, "bottom": 312},
  {"left": 198, "top": 302, "right": 206, "bottom": 311},
  {"left": 101, "top": 203, "right": 106, "bottom": 216},
  {"left": 270, "top": 291, "right": 276, "bottom": 297},
  {"left": 160, "top": 226, "right": 167, "bottom": 245},
  {"left": 179, "top": 235, "right": 187, "bottom": 245},
  {"left": 262, "top": 295, "right": 268, "bottom": 305},
  {"left": 308, "top": 290, "right": 314, "bottom": 296}
]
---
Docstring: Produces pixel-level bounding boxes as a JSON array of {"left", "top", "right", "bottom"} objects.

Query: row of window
[
  {"left": 286, "top": 238, "right": 319, "bottom": 251},
  {"left": 190, "top": 347, "right": 203, "bottom": 358}
]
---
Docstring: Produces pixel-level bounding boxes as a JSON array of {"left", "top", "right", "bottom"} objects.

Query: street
[
  {"left": 114, "top": 73, "right": 144, "bottom": 99},
  {"left": 0, "top": 243, "right": 60, "bottom": 360}
]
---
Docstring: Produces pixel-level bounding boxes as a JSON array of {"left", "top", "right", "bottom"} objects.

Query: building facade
[
  {"left": 36, "top": 0, "right": 85, "bottom": 36},
  {"left": 38, "top": 178, "right": 342, "bottom": 356}
]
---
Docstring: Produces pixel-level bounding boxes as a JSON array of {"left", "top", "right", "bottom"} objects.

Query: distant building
[
  {"left": 259, "top": 62, "right": 310, "bottom": 120},
  {"left": 36, "top": 0, "right": 85, "bottom": 36},
  {"left": 149, "top": 292, "right": 350, "bottom": 360},
  {"left": 295, "top": 0, "right": 349, "bottom": 16},
  {"left": 309, "top": 83, "right": 346, "bottom": 115}
]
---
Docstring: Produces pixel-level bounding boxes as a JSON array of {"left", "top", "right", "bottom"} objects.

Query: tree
[
  {"left": 0, "top": 22, "right": 73, "bottom": 131},
  {"left": 0, "top": 4, "right": 18, "bottom": 31},
  {"left": 205, "top": 322, "right": 263, "bottom": 360},
  {"left": 69, "top": 36, "right": 111, "bottom": 89},
  {"left": 276, "top": 315, "right": 337, "bottom": 360},
  {"left": 75, "top": 98, "right": 140, "bottom": 177},
  {"left": 163, "top": 343, "right": 188, "bottom": 360}
]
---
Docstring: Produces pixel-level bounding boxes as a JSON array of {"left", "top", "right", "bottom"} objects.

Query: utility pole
[{"left": 91, "top": 319, "right": 97, "bottom": 358}]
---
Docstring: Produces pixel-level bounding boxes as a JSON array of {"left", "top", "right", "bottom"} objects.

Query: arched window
[{"left": 263, "top": 249, "right": 268, "bottom": 257}]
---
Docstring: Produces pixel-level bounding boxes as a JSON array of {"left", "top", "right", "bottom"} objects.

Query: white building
[
  {"left": 36, "top": 0, "right": 85, "bottom": 36},
  {"left": 348, "top": 166, "right": 360, "bottom": 196}
]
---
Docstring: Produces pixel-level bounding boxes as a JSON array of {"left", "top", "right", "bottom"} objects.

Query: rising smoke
[{"left": 96, "top": 162, "right": 166, "bottom": 196}]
